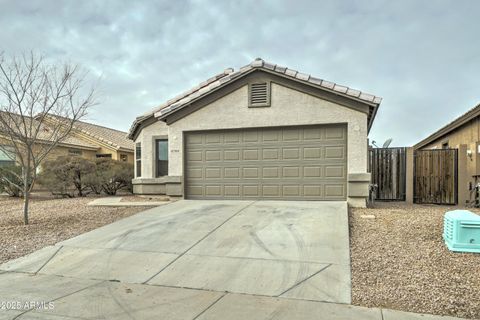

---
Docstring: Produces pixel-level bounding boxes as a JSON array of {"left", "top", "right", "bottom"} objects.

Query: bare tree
[{"left": 0, "top": 52, "right": 95, "bottom": 225}]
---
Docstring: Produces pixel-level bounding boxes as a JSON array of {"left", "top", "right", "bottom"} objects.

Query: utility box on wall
[{"left": 444, "top": 210, "right": 480, "bottom": 253}]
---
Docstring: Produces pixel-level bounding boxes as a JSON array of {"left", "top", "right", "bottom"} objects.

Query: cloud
[{"left": 0, "top": 0, "right": 478, "bottom": 146}]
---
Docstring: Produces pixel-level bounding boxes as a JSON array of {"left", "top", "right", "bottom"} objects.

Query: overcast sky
[{"left": 1, "top": 0, "right": 479, "bottom": 146}]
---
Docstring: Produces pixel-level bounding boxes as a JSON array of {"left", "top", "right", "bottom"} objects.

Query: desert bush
[
  {"left": 94, "top": 159, "right": 133, "bottom": 195},
  {"left": 0, "top": 165, "right": 30, "bottom": 197},
  {"left": 38, "top": 156, "right": 96, "bottom": 197}
]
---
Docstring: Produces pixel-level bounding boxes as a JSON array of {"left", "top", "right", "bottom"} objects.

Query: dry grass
[
  {"left": 350, "top": 202, "right": 480, "bottom": 319},
  {"left": 0, "top": 195, "right": 153, "bottom": 264}
]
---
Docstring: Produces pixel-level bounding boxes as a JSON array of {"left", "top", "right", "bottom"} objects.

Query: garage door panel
[
  {"left": 205, "top": 167, "right": 222, "bottom": 179},
  {"left": 224, "top": 167, "right": 240, "bottom": 178},
  {"left": 263, "top": 167, "right": 280, "bottom": 178},
  {"left": 262, "top": 185, "right": 280, "bottom": 197},
  {"left": 262, "top": 130, "right": 280, "bottom": 142},
  {"left": 263, "top": 149, "right": 279, "bottom": 160},
  {"left": 304, "top": 185, "right": 323, "bottom": 197},
  {"left": 282, "top": 167, "right": 300, "bottom": 178},
  {"left": 205, "top": 150, "right": 222, "bottom": 161},
  {"left": 243, "top": 149, "right": 259, "bottom": 160},
  {"left": 282, "top": 128, "right": 301, "bottom": 141},
  {"left": 185, "top": 125, "right": 347, "bottom": 200},
  {"left": 325, "top": 126, "right": 346, "bottom": 139},
  {"left": 224, "top": 185, "right": 241, "bottom": 196},
  {"left": 324, "top": 184, "right": 346, "bottom": 198},
  {"left": 224, "top": 150, "right": 240, "bottom": 161},
  {"left": 304, "top": 147, "right": 322, "bottom": 159},
  {"left": 243, "top": 185, "right": 260, "bottom": 196},
  {"left": 283, "top": 148, "right": 300, "bottom": 159},
  {"left": 324, "top": 146, "right": 346, "bottom": 159},
  {"left": 325, "top": 165, "right": 346, "bottom": 179}
]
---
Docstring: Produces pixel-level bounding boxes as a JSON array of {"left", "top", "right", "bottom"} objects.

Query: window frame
[
  {"left": 135, "top": 142, "right": 142, "bottom": 177},
  {"left": 155, "top": 139, "right": 168, "bottom": 177}
]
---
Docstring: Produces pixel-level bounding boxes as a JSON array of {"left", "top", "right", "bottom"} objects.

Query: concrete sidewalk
[{"left": 0, "top": 272, "right": 464, "bottom": 319}]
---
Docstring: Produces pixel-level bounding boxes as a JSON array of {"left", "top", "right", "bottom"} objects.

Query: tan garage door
[{"left": 184, "top": 124, "right": 347, "bottom": 200}]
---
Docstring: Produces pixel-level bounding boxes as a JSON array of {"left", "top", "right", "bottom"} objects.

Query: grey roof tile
[
  {"left": 347, "top": 88, "right": 361, "bottom": 97},
  {"left": 128, "top": 58, "right": 382, "bottom": 138},
  {"left": 321, "top": 80, "right": 335, "bottom": 89},
  {"left": 263, "top": 62, "right": 276, "bottom": 70},
  {"left": 309, "top": 77, "right": 323, "bottom": 86},
  {"left": 274, "top": 65, "right": 287, "bottom": 73},
  {"left": 285, "top": 69, "right": 298, "bottom": 77},
  {"left": 295, "top": 72, "right": 310, "bottom": 81}
]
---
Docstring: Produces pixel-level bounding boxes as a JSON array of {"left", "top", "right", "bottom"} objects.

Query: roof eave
[{"left": 414, "top": 104, "right": 480, "bottom": 149}]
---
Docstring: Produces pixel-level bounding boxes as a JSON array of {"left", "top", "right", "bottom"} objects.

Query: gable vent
[{"left": 249, "top": 82, "right": 270, "bottom": 107}]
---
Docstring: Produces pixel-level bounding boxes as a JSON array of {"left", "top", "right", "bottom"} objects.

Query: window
[
  {"left": 120, "top": 154, "right": 128, "bottom": 162},
  {"left": 136, "top": 143, "right": 141, "bottom": 177},
  {"left": 442, "top": 142, "right": 449, "bottom": 149},
  {"left": 96, "top": 154, "right": 112, "bottom": 158},
  {"left": 156, "top": 139, "right": 168, "bottom": 177},
  {"left": 68, "top": 149, "right": 83, "bottom": 156},
  {"left": 0, "top": 146, "right": 15, "bottom": 167},
  {"left": 248, "top": 82, "right": 270, "bottom": 107}
]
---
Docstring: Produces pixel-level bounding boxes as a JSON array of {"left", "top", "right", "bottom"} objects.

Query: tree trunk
[
  {"left": 23, "top": 189, "right": 29, "bottom": 225},
  {"left": 23, "top": 161, "right": 30, "bottom": 225}
]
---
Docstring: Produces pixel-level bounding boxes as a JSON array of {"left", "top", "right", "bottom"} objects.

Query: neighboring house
[
  {"left": 414, "top": 102, "right": 480, "bottom": 191},
  {"left": 0, "top": 112, "right": 134, "bottom": 166},
  {"left": 128, "top": 58, "right": 382, "bottom": 207}
]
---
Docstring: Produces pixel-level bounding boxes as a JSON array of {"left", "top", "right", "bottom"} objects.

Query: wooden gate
[
  {"left": 369, "top": 147, "right": 407, "bottom": 201},
  {"left": 414, "top": 149, "right": 458, "bottom": 205}
]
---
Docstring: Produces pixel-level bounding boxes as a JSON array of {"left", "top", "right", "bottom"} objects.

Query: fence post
[
  {"left": 405, "top": 147, "right": 414, "bottom": 204},
  {"left": 457, "top": 144, "right": 468, "bottom": 206}
]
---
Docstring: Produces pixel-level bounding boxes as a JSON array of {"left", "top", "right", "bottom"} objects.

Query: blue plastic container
[{"left": 444, "top": 210, "right": 480, "bottom": 253}]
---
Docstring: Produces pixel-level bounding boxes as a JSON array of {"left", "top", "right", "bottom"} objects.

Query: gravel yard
[
  {"left": 0, "top": 195, "right": 153, "bottom": 264},
  {"left": 350, "top": 202, "right": 480, "bottom": 319}
]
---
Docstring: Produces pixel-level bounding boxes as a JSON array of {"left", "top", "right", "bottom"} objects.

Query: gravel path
[
  {"left": 350, "top": 203, "right": 480, "bottom": 319},
  {"left": 0, "top": 196, "right": 153, "bottom": 264}
]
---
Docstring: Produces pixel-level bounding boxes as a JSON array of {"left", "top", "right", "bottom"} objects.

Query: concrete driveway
[{"left": 0, "top": 200, "right": 424, "bottom": 319}]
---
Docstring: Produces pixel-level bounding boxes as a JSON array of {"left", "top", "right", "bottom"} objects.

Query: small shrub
[
  {"left": 0, "top": 165, "right": 28, "bottom": 197},
  {"left": 95, "top": 159, "right": 134, "bottom": 195}
]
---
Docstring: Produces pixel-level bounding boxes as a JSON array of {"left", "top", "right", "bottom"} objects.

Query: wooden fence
[
  {"left": 369, "top": 147, "right": 407, "bottom": 201},
  {"left": 414, "top": 149, "right": 458, "bottom": 205}
]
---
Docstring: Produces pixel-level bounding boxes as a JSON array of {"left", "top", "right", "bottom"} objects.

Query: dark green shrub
[
  {"left": 94, "top": 159, "right": 134, "bottom": 195},
  {"left": 38, "top": 156, "right": 96, "bottom": 197},
  {"left": 0, "top": 165, "right": 28, "bottom": 197}
]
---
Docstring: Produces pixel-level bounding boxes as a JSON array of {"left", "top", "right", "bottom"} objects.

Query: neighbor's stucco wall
[
  {"left": 168, "top": 83, "right": 368, "bottom": 177},
  {"left": 422, "top": 117, "right": 480, "bottom": 194}
]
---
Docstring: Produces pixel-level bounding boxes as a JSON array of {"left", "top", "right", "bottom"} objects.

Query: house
[
  {"left": 0, "top": 112, "right": 134, "bottom": 166},
  {"left": 128, "top": 58, "right": 382, "bottom": 207},
  {"left": 415, "top": 102, "right": 480, "bottom": 200}
]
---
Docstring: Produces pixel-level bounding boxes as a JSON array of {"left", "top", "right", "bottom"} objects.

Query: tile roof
[
  {"left": 414, "top": 102, "right": 480, "bottom": 149},
  {"left": 0, "top": 111, "right": 98, "bottom": 150},
  {"left": 128, "top": 58, "right": 382, "bottom": 138},
  {"left": 40, "top": 114, "right": 134, "bottom": 151},
  {"left": 72, "top": 119, "right": 134, "bottom": 151}
]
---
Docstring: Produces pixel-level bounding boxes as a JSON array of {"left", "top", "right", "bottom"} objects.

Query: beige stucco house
[
  {"left": 0, "top": 112, "right": 134, "bottom": 166},
  {"left": 415, "top": 102, "right": 480, "bottom": 199},
  {"left": 128, "top": 59, "right": 382, "bottom": 207}
]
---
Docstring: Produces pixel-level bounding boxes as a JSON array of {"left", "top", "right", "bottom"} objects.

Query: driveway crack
[
  {"left": 277, "top": 263, "right": 332, "bottom": 296},
  {"left": 192, "top": 293, "right": 227, "bottom": 320},
  {"left": 143, "top": 201, "right": 256, "bottom": 284},
  {"left": 35, "top": 246, "right": 63, "bottom": 274}
]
